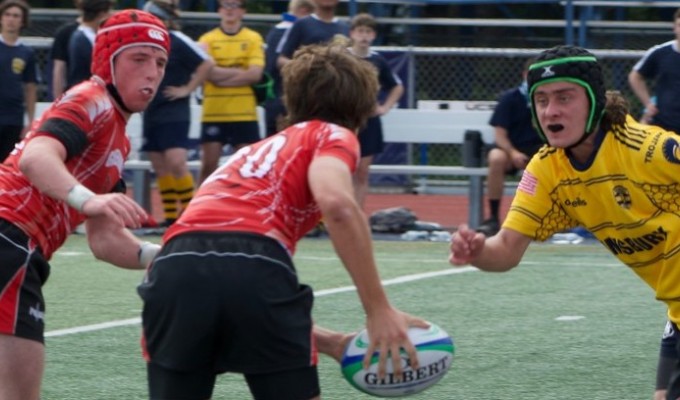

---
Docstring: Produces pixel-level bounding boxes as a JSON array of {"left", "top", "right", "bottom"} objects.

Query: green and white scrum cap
[{"left": 527, "top": 45, "right": 605, "bottom": 141}]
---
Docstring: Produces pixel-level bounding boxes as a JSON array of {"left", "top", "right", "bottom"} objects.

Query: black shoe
[{"left": 476, "top": 218, "right": 500, "bottom": 237}]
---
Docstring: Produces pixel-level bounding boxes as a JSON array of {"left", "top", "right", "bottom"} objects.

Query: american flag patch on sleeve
[{"left": 518, "top": 170, "right": 538, "bottom": 195}]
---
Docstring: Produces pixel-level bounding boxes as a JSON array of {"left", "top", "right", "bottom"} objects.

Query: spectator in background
[
  {"left": 0, "top": 0, "right": 37, "bottom": 161},
  {"left": 141, "top": 0, "right": 214, "bottom": 228},
  {"left": 476, "top": 58, "right": 543, "bottom": 237},
  {"left": 276, "top": 0, "right": 348, "bottom": 237},
  {"left": 276, "top": 0, "right": 349, "bottom": 69},
  {"left": 348, "top": 13, "right": 403, "bottom": 210},
  {"left": 0, "top": 10, "right": 169, "bottom": 399},
  {"left": 49, "top": 0, "right": 81, "bottom": 100},
  {"left": 66, "top": 0, "right": 115, "bottom": 91},
  {"left": 197, "top": 0, "right": 264, "bottom": 184},
  {"left": 262, "top": 0, "right": 314, "bottom": 137},
  {"left": 628, "top": 8, "right": 680, "bottom": 133},
  {"left": 178, "top": 0, "right": 201, "bottom": 11}
]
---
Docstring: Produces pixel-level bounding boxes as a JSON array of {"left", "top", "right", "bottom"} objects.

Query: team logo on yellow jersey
[
  {"left": 613, "top": 185, "right": 631, "bottom": 209},
  {"left": 602, "top": 226, "right": 668, "bottom": 256},
  {"left": 662, "top": 137, "right": 680, "bottom": 164}
]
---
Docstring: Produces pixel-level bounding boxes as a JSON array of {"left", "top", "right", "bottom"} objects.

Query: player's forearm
[
  {"left": 86, "top": 216, "right": 159, "bottom": 269},
  {"left": 324, "top": 198, "right": 391, "bottom": 316},
  {"left": 470, "top": 230, "right": 527, "bottom": 272},
  {"left": 18, "top": 138, "right": 78, "bottom": 201}
]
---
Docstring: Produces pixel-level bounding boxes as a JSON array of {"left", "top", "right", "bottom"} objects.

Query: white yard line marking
[
  {"left": 45, "top": 267, "right": 477, "bottom": 338},
  {"left": 555, "top": 315, "right": 585, "bottom": 321},
  {"left": 45, "top": 259, "right": 620, "bottom": 338},
  {"left": 46, "top": 318, "right": 141, "bottom": 337}
]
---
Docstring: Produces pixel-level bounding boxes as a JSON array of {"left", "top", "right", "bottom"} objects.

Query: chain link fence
[{"left": 24, "top": 12, "right": 653, "bottom": 189}]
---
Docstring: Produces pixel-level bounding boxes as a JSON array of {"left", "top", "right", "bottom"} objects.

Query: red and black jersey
[
  {"left": 165, "top": 120, "right": 359, "bottom": 254},
  {"left": 0, "top": 78, "right": 130, "bottom": 259}
]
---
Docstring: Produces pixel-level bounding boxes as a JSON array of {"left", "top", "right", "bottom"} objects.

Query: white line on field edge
[
  {"left": 45, "top": 259, "right": 621, "bottom": 338},
  {"left": 45, "top": 266, "right": 477, "bottom": 338}
]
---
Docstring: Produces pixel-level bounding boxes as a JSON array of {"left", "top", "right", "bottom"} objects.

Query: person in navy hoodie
[{"left": 0, "top": 0, "right": 36, "bottom": 161}]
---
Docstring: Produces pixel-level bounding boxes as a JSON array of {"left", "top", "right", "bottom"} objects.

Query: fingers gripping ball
[{"left": 341, "top": 323, "right": 455, "bottom": 397}]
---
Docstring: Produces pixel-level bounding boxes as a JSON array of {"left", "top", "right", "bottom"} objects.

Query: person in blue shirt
[
  {"left": 476, "top": 58, "right": 543, "bottom": 237},
  {"left": 49, "top": 0, "right": 81, "bottom": 100},
  {"left": 276, "top": 0, "right": 349, "bottom": 69},
  {"left": 141, "top": 0, "right": 214, "bottom": 227},
  {"left": 66, "top": 0, "right": 114, "bottom": 92},
  {"left": 262, "top": 0, "right": 314, "bottom": 137},
  {"left": 0, "top": 0, "right": 36, "bottom": 161},
  {"left": 348, "top": 13, "right": 404, "bottom": 210},
  {"left": 628, "top": 8, "right": 680, "bottom": 135}
]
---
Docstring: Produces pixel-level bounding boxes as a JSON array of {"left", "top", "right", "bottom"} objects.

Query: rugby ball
[{"left": 340, "top": 323, "right": 454, "bottom": 397}]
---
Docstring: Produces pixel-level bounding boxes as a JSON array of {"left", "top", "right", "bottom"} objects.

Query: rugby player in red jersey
[
  {"left": 138, "top": 43, "right": 427, "bottom": 400},
  {"left": 0, "top": 9, "right": 169, "bottom": 399}
]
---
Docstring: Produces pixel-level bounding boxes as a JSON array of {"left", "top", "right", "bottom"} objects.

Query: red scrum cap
[{"left": 91, "top": 9, "right": 170, "bottom": 86}]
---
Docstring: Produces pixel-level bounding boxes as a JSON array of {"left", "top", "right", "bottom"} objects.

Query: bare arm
[
  {"left": 52, "top": 59, "right": 67, "bottom": 99},
  {"left": 449, "top": 224, "right": 531, "bottom": 271},
  {"left": 208, "top": 65, "right": 263, "bottom": 87},
  {"left": 85, "top": 215, "right": 159, "bottom": 270},
  {"left": 308, "top": 155, "right": 425, "bottom": 376},
  {"left": 628, "top": 70, "right": 657, "bottom": 116},
  {"left": 163, "top": 58, "right": 216, "bottom": 101},
  {"left": 493, "top": 126, "right": 529, "bottom": 169},
  {"left": 276, "top": 54, "right": 291, "bottom": 70},
  {"left": 22, "top": 82, "right": 37, "bottom": 136},
  {"left": 18, "top": 136, "right": 148, "bottom": 228},
  {"left": 376, "top": 84, "right": 404, "bottom": 116}
]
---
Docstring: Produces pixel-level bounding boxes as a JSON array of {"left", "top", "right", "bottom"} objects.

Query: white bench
[
  {"left": 35, "top": 102, "right": 495, "bottom": 228},
  {"left": 125, "top": 104, "right": 495, "bottom": 228}
]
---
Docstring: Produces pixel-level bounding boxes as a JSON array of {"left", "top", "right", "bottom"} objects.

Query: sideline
[{"left": 45, "top": 266, "right": 477, "bottom": 338}]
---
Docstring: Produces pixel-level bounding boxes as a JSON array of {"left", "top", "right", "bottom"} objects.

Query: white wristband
[
  {"left": 138, "top": 241, "right": 161, "bottom": 269},
  {"left": 66, "top": 184, "right": 95, "bottom": 212}
]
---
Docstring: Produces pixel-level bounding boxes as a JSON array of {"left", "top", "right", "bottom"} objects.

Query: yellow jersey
[
  {"left": 505, "top": 115, "right": 680, "bottom": 322},
  {"left": 198, "top": 27, "right": 264, "bottom": 122}
]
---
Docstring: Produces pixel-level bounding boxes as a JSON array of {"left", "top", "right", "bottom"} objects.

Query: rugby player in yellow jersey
[
  {"left": 449, "top": 45, "right": 680, "bottom": 400},
  {"left": 197, "top": 0, "right": 264, "bottom": 184}
]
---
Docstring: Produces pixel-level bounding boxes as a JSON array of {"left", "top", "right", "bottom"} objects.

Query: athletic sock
[
  {"left": 157, "top": 174, "right": 178, "bottom": 222},
  {"left": 175, "top": 173, "right": 195, "bottom": 216}
]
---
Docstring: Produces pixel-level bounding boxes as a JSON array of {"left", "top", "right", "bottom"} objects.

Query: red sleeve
[{"left": 314, "top": 125, "right": 360, "bottom": 174}]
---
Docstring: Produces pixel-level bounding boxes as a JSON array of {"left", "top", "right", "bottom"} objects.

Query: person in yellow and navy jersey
[{"left": 197, "top": 0, "right": 264, "bottom": 184}]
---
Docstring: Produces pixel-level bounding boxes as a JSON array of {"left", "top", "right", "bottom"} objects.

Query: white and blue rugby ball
[{"left": 340, "top": 322, "right": 454, "bottom": 397}]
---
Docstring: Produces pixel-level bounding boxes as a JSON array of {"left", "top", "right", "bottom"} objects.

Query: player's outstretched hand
[
  {"left": 364, "top": 308, "right": 427, "bottom": 380},
  {"left": 81, "top": 193, "right": 149, "bottom": 229},
  {"left": 449, "top": 224, "right": 486, "bottom": 266}
]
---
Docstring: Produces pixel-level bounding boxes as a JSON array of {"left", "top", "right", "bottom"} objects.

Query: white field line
[
  {"left": 45, "top": 259, "right": 620, "bottom": 338},
  {"left": 45, "top": 267, "right": 477, "bottom": 338}
]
